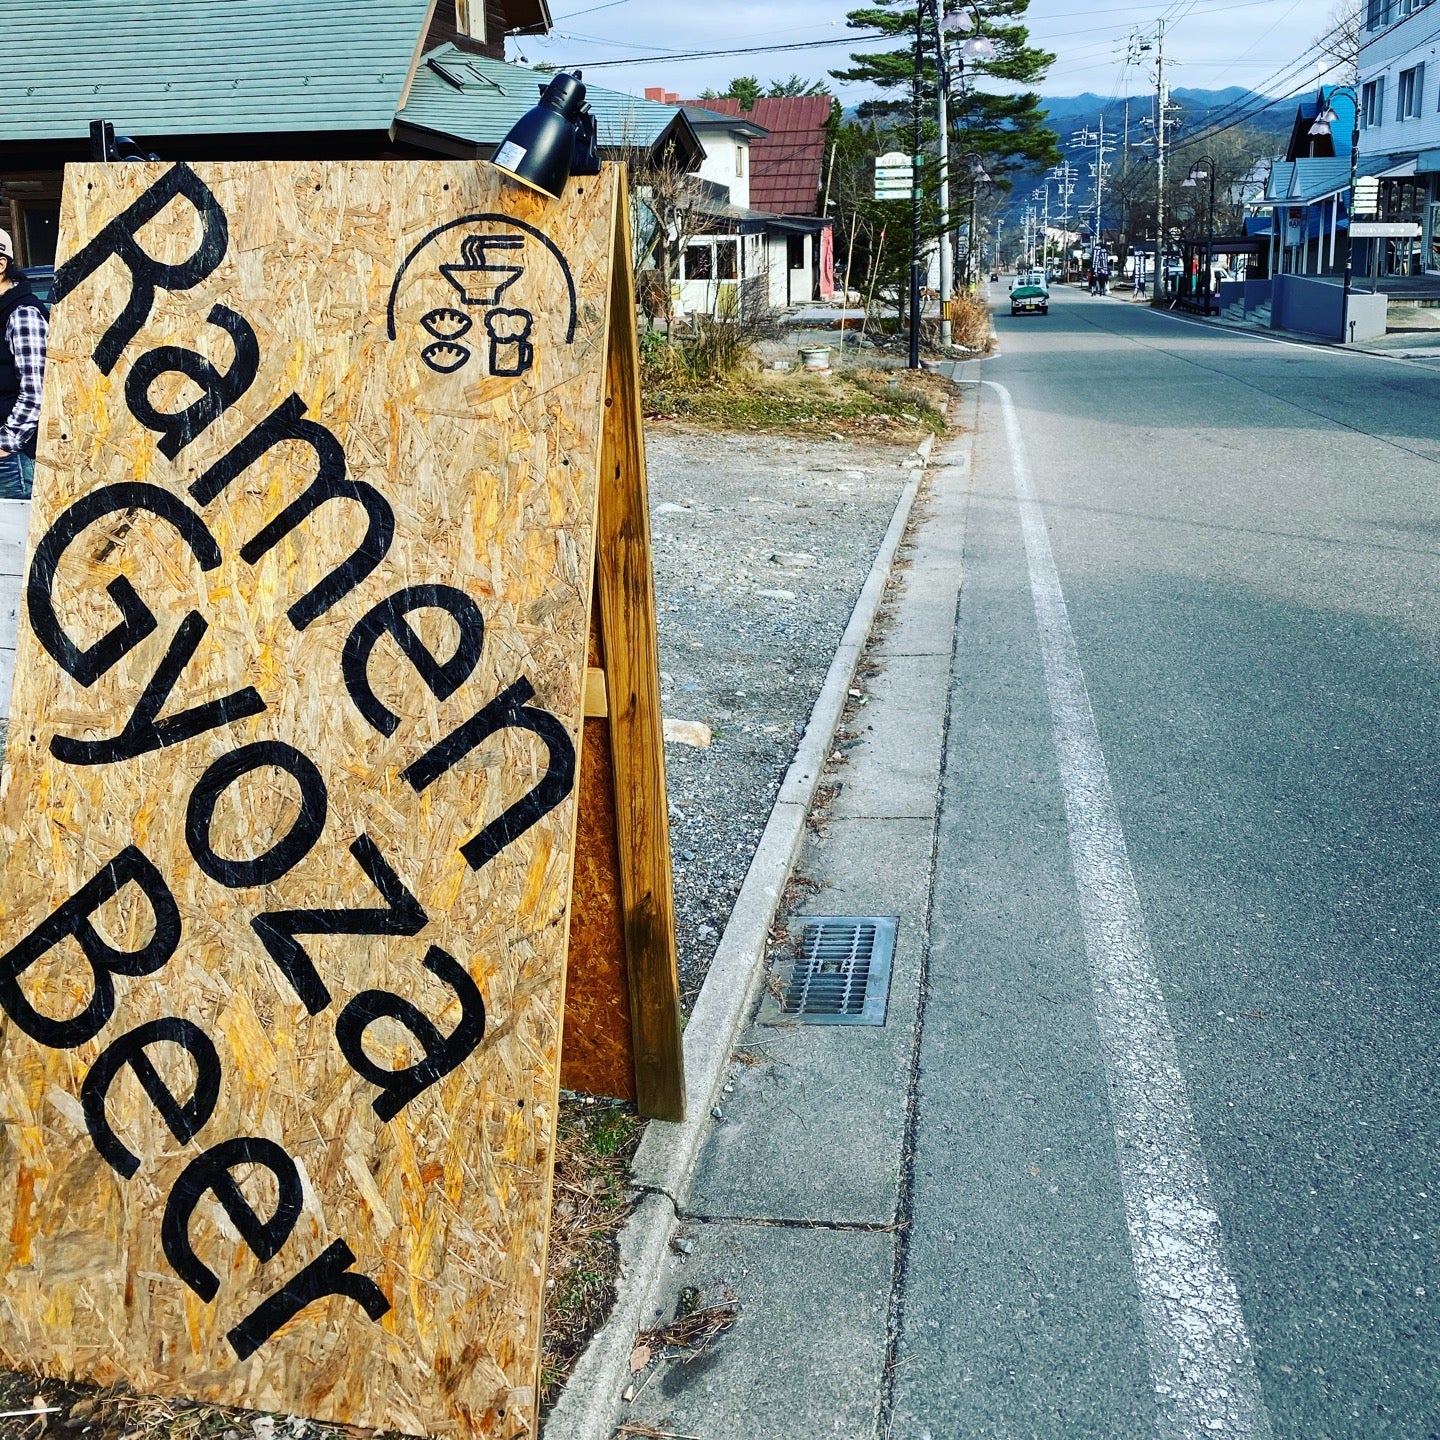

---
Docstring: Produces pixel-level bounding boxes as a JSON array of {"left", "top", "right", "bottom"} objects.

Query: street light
[
  {"left": 1182, "top": 155, "right": 1216, "bottom": 314},
  {"left": 1308, "top": 85, "right": 1360, "bottom": 341}
]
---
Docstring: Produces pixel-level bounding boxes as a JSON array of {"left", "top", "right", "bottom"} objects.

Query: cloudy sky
[{"left": 519, "top": 0, "right": 1335, "bottom": 103}]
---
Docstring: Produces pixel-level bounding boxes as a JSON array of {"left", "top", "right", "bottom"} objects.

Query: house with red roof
[{"left": 645, "top": 88, "right": 835, "bottom": 315}]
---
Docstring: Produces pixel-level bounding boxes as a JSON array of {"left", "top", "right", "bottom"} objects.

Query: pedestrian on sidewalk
[{"left": 0, "top": 228, "right": 49, "bottom": 500}]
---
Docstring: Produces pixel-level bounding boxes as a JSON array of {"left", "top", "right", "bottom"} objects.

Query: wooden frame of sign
[{"left": 0, "top": 158, "right": 682, "bottom": 1438}]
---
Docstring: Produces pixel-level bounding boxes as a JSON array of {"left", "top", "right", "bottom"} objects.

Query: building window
[
  {"left": 1366, "top": 0, "right": 1383, "bottom": 27},
  {"left": 454, "top": 0, "right": 486, "bottom": 40},
  {"left": 735, "top": 145, "right": 745, "bottom": 178},
  {"left": 1398, "top": 63, "right": 1425, "bottom": 119},
  {"left": 683, "top": 243, "right": 713, "bottom": 280},
  {"left": 14, "top": 203, "right": 60, "bottom": 267},
  {"left": 715, "top": 239, "right": 738, "bottom": 279},
  {"left": 787, "top": 235, "right": 806, "bottom": 270},
  {"left": 1363, "top": 76, "right": 1385, "bottom": 127}
]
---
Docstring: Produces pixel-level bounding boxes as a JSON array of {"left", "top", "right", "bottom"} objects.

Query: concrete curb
[{"left": 542, "top": 427, "right": 937, "bottom": 1440}]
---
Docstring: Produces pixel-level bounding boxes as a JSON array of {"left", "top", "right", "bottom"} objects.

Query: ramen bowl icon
[{"left": 440, "top": 235, "right": 525, "bottom": 306}]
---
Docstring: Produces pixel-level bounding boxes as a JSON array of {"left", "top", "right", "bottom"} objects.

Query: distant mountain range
[
  {"left": 995, "top": 87, "right": 1300, "bottom": 227},
  {"left": 1037, "top": 86, "right": 1296, "bottom": 148}
]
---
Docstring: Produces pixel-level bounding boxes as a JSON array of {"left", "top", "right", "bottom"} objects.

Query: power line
[
  {"left": 548, "top": 32, "right": 889, "bottom": 68},
  {"left": 551, "top": 0, "right": 635, "bottom": 18}
]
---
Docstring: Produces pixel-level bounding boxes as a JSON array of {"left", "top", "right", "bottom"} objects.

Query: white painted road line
[{"left": 985, "top": 378, "right": 1275, "bottom": 1440}]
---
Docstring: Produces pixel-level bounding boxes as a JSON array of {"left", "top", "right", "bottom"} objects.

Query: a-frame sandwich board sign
[{"left": 0, "top": 157, "right": 682, "bottom": 1439}]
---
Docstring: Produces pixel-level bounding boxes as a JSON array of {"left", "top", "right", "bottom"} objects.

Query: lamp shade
[{"left": 491, "top": 71, "right": 589, "bottom": 200}]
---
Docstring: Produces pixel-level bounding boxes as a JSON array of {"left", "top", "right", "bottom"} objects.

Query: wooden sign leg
[{"left": 595, "top": 181, "right": 686, "bottom": 1123}]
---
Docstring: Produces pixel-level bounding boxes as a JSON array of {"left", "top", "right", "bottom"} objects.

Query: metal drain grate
[{"left": 762, "top": 917, "right": 897, "bottom": 1026}]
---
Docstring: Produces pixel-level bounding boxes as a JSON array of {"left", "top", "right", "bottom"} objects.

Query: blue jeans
[{"left": 0, "top": 451, "right": 33, "bottom": 500}]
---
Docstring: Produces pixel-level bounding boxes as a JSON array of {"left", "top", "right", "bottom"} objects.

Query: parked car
[
  {"left": 22, "top": 265, "right": 54, "bottom": 307},
  {"left": 1010, "top": 278, "right": 1048, "bottom": 317}
]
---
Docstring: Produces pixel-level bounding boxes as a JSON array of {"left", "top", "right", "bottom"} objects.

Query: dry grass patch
[{"left": 644, "top": 363, "right": 947, "bottom": 442}]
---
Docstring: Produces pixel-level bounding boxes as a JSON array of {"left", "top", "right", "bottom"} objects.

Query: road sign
[
  {"left": 874, "top": 150, "right": 914, "bottom": 199},
  {"left": 1350, "top": 219, "right": 1421, "bottom": 237},
  {"left": 1352, "top": 176, "right": 1381, "bottom": 215}
]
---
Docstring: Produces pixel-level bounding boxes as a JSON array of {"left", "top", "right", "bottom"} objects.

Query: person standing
[{"left": 0, "top": 228, "right": 48, "bottom": 500}]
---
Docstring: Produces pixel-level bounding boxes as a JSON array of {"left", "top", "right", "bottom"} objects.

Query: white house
[
  {"left": 641, "top": 89, "right": 834, "bottom": 319},
  {"left": 1357, "top": 0, "right": 1440, "bottom": 280},
  {"left": 672, "top": 102, "right": 771, "bottom": 317}
]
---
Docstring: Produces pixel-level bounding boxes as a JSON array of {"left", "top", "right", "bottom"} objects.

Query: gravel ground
[{"left": 647, "top": 422, "right": 921, "bottom": 1007}]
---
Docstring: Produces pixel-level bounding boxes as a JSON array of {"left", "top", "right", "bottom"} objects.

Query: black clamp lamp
[
  {"left": 88, "top": 120, "right": 159, "bottom": 162},
  {"left": 489, "top": 71, "right": 601, "bottom": 201}
]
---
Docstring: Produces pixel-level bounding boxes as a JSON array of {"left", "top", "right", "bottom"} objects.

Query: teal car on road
[{"left": 1010, "top": 278, "right": 1049, "bottom": 317}]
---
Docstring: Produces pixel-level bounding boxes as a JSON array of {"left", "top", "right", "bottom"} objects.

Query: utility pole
[
  {"left": 1155, "top": 16, "right": 1168, "bottom": 303},
  {"left": 1097, "top": 115, "right": 1106, "bottom": 242},
  {"left": 938, "top": 76, "right": 952, "bottom": 347},
  {"left": 1050, "top": 161, "right": 1077, "bottom": 269},
  {"left": 1070, "top": 120, "right": 1109, "bottom": 252},
  {"left": 909, "top": 10, "right": 923, "bottom": 369}
]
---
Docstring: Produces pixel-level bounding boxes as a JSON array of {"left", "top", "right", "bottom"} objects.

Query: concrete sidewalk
[{"left": 600, "top": 384, "right": 981, "bottom": 1440}]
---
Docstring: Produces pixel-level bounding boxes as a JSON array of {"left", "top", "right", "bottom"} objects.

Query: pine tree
[
  {"left": 699, "top": 76, "right": 763, "bottom": 109},
  {"left": 766, "top": 75, "right": 832, "bottom": 98},
  {"left": 832, "top": 0, "right": 1060, "bottom": 183}
]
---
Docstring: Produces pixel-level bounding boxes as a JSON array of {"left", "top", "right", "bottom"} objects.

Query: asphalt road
[{"left": 895, "top": 287, "right": 1440, "bottom": 1439}]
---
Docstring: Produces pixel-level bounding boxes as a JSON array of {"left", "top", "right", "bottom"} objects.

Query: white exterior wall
[
  {"left": 691, "top": 123, "right": 752, "bottom": 209},
  {"left": 1357, "top": 1, "right": 1440, "bottom": 274},
  {"left": 675, "top": 231, "right": 768, "bottom": 318},
  {"left": 1358, "top": 1, "right": 1440, "bottom": 159},
  {"left": 765, "top": 232, "right": 814, "bottom": 307},
  {"left": 766, "top": 235, "right": 789, "bottom": 306}
]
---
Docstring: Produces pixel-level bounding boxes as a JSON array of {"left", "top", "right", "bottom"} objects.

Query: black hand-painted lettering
[
  {"left": 51, "top": 163, "right": 228, "bottom": 375},
  {"left": 161, "top": 1136, "right": 303, "bottom": 1302},
  {"left": 50, "top": 611, "right": 266, "bottom": 766},
  {"left": 27, "top": 482, "right": 222, "bottom": 686},
  {"left": 189, "top": 393, "right": 394, "bottom": 629},
  {"left": 340, "top": 585, "right": 485, "bottom": 737},
  {"left": 124, "top": 304, "right": 260, "bottom": 459},
  {"left": 81, "top": 1017, "right": 221, "bottom": 1179},
  {"left": 228, "top": 1238, "right": 390, "bottom": 1360},
  {"left": 335, "top": 945, "right": 486, "bottom": 1121},
  {"left": 250, "top": 834, "right": 426, "bottom": 1015},
  {"left": 0, "top": 847, "right": 180, "bottom": 1048},
  {"left": 400, "top": 678, "right": 576, "bottom": 870},
  {"left": 185, "top": 741, "right": 327, "bottom": 888}
]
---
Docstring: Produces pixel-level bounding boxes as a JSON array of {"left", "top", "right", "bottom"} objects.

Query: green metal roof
[
  {"left": 0, "top": 0, "right": 435, "bottom": 142},
  {"left": 397, "top": 46, "right": 701, "bottom": 166}
]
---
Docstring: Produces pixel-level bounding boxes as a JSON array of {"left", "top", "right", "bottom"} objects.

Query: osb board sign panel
[
  {"left": 0, "top": 159, "right": 621, "bottom": 1438},
  {"left": 562, "top": 715, "right": 635, "bottom": 1101},
  {"left": 560, "top": 611, "right": 635, "bottom": 1102}
]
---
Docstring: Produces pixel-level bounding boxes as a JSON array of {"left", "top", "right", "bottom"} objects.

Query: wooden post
[{"left": 594, "top": 185, "right": 686, "bottom": 1123}]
